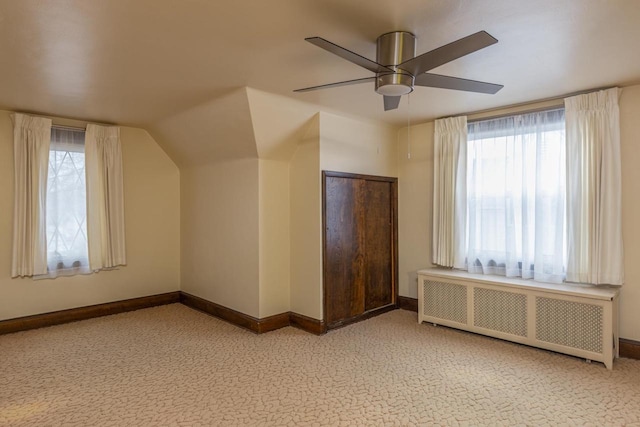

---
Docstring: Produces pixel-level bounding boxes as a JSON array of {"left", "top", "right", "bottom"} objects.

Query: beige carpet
[{"left": 1, "top": 304, "right": 639, "bottom": 426}]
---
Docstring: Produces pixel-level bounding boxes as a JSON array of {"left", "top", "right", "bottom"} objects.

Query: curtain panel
[
  {"left": 85, "top": 124, "right": 126, "bottom": 270},
  {"left": 11, "top": 113, "right": 53, "bottom": 277},
  {"left": 432, "top": 116, "right": 467, "bottom": 268},
  {"left": 565, "top": 88, "right": 624, "bottom": 285}
]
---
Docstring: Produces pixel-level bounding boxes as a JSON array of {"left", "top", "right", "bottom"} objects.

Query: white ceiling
[{"left": 1, "top": 0, "right": 639, "bottom": 164}]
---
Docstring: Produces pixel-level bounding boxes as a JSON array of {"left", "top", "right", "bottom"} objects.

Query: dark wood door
[{"left": 323, "top": 171, "right": 397, "bottom": 328}]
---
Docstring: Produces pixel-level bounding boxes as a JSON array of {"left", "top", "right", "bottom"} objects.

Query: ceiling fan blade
[
  {"left": 305, "top": 37, "right": 394, "bottom": 74},
  {"left": 415, "top": 73, "right": 503, "bottom": 94},
  {"left": 383, "top": 96, "right": 401, "bottom": 111},
  {"left": 398, "top": 31, "right": 498, "bottom": 76},
  {"left": 294, "top": 76, "right": 376, "bottom": 93}
]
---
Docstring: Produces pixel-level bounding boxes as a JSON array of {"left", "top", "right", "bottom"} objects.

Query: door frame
[{"left": 322, "top": 170, "right": 399, "bottom": 330}]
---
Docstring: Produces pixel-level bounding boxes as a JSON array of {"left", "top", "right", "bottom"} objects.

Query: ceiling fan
[{"left": 294, "top": 30, "right": 503, "bottom": 111}]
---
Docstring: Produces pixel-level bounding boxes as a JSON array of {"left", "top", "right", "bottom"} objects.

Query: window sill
[{"left": 417, "top": 267, "right": 619, "bottom": 301}]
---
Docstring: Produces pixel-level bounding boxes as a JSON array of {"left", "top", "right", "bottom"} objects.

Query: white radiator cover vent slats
[
  {"left": 417, "top": 269, "right": 619, "bottom": 370},
  {"left": 536, "top": 297, "right": 603, "bottom": 353},
  {"left": 474, "top": 287, "right": 527, "bottom": 337},
  {"left": 423, "top": 280, "right": 467, "bottom": 324}
]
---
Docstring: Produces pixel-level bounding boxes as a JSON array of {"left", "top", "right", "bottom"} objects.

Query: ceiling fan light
[
  {"left": 375, "top": 72, "right": 414, "bottom": 96},
  {"left": 376, "top": 83, "right": 413, "bottom": 96}
]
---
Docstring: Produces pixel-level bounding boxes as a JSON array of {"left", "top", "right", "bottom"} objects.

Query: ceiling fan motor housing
[{"left": 375, "top": 31, "right": 416, "bottom": 96}]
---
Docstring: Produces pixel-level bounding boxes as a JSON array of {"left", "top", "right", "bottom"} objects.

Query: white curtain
[
  {"left": 11, "top": 113, "right": 52, "bottom": 277},
  {"left": 433, "top": 116, "right": 467, "bottom": 268},
  {"left": 467, "top": 109, "right": 566, "bottom": 283},
  {"left": 85, "top": 124, "right": 126, "bottom": 270},
  {"left": 565, "top": 88, "right": 623, "bottom": 285}
]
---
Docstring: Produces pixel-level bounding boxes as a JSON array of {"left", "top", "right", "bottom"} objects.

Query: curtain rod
[
  {"left": 467, "top": 105, "right": 564, "bottom": 124},
  {"left": 52, "top": 124, "right": 86, "bottom": 131},
  {"left": 440, "top": 85, "right": 616, "bottom": 123}
]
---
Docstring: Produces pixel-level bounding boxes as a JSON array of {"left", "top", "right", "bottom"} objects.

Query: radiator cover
[{"left": 418, "top": 270, "right": 619, "bottom": 369}]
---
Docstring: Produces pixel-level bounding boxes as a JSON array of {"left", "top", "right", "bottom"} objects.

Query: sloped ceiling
[
  {"left": 247, "top": 88, "right": 323, "bottom": 162},
  {"left": 1, "top": 0, "right": 640, "bottom": 165},
  {"left": 151, "top": 88, "right": 257, "bottom": 167}
]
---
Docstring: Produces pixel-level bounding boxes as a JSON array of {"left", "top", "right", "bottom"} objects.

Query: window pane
[
  {"left": 466, "top": 109, "right": 566, "bottom": 283},
  {"left": 46, "top": 128, "right": 89, "bottom": 275}
]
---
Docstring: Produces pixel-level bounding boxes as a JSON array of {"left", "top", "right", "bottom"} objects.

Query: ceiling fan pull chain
[{"left": 407, "top": 93, "right": 411, "bottom": 160}]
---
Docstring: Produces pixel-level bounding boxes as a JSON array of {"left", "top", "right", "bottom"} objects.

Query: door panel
[
  {"left": 324, "top": 176, "right": 365, "bottom": 324},
  {"left": 364, "top": 180, "right": 393, "bottom": 311}
]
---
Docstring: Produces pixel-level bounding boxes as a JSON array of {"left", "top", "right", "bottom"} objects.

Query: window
[
  {"left": 466, "top": 109, "right": 566, "bottom": 283},
  {"left": 11, "top": 113, "right": 126, "bottom": 279},
  {"left": 45, "top": 127, "right": 90, "bottom": 276},
  {"left": 433, "top": 88, "right": 622, "bottom": 286}
]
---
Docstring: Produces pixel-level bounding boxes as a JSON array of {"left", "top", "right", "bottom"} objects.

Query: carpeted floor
[{"left": 1, "top": 304, "right": 639, "bottom": 426}]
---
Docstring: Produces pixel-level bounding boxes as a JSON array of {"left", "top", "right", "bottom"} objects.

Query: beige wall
[
  {"left": 289, "top": 115, "right": 322, "bottom": 319},
  {"left": 319, "top": 112, "right": 398, "bottom": 177},
  {"left": 397, "top": 122, "right": 434, "bottom": 299},
  {"left": 258, "top": 159, "right": 290, "bottom": 318},
  {"left": 0, "top": 111, "right": 180, "bottom": 321},
  {"left": 619, "top": 85, "right": 640, "bottom": 341},
  {"left": 397, "top": 85, "right": 640, "bottom": 341},
  {"left": 180, "top": 159, "right": 260, "bottom": 318}
]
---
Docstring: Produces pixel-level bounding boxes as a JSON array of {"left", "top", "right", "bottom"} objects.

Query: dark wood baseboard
[
  {"left": 180, "top": 292, "right": 265, "bottom": 333},
  {"left": 256, "top": 312, "right": 291, "bottom": 334},
  {"left": 180, "top": 292, "right": 324, "bottom": 335},
  {"left": 620, "top": 338, "right": 640, "bottom": 360},
  {"left": 398, "top": 296, "right": 418, "bottom": 312},
  {"left": 0, "top": 291, "right": 181, "bottom": 335},
  {"left": 290, "top": 312, "right": 326, "bottom": 335},
  {"left": 326, "top": 304, "right": 397, "bottom": 331},
  {"left": 0, "top": 290, "right": 323, "bottom": 337}
]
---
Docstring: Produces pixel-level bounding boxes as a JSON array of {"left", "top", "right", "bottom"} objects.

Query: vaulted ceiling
[{"left": 1, "top": 0, "right": 639, "bottom": 165}]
